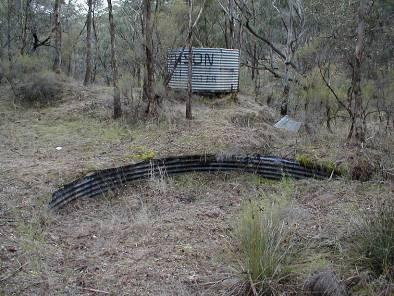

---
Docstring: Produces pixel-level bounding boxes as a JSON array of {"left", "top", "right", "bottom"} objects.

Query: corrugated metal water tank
[{"left": 167, "top": 47, "right": 240, "bottom": 93}]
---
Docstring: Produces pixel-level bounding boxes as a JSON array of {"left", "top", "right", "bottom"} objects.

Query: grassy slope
[{"left": 0, "top": 83, "right": 392, "bottom": 295}]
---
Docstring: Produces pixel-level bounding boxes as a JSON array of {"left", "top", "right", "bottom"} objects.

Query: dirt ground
[{"left": 0, "top": 82, "right": 392, "bottom": 295}]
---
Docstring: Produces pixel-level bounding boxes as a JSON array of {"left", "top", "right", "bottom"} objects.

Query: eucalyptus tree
[
  {"left": 53, "top": 0, "right": 62, "bottom": 73},
  {"left": 195, "top": 0, "right": 228, "bottom": 48},
  {"left": 107, "top": 0, "right": 121, "bottom": 118},
  {"left": 6, "top": 0, "right": 13, "bottom": 62},
  {"left": 186, "top": 0, "right": 206, "bottom": 119},
  {"left": 143, "top": 0, "right": 156, "bottom": 117},
  {"left": 84, "top": 0, "right": 94, "bottom": 85},
  {"left": 237, "top": 0, "right": 306, "bottom": 115},
  {"left": 315, "top": 0, "right": 394, "bottom": 144},
  {"left": 20, "top": 0, "right": 33, "bottom": 55}
]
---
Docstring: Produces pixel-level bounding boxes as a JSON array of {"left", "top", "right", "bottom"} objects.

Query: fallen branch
[{"left": 244, "top": 20, "right": 298, "bottom": 72}]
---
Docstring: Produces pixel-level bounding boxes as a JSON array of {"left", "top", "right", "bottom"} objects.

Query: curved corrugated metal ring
[{"left": 49, "top": 154, "right": 338, "bottom": 210}]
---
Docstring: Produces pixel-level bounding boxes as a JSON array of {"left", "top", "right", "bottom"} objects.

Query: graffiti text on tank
[{"left": 182, "top": 53, "right": 214, "bottom": 66}]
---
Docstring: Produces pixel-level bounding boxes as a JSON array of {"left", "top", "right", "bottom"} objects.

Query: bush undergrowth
[{"left": 17, "top": 71, "right": 64, "bottom": 106}]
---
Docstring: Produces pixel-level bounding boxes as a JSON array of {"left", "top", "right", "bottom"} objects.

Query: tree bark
[
  {"left": 53, "top": 0, "right": 62, "bottom": 73},
  {"left": 84, "top": 0, "right": 93, "bottom": 85},
  {"left": 107, "top": 0, "right": 121, "bottom": 119},
  {"left": 7, "top": 0, "right": 12, "bottom": 63},
  {"left": 67, "top": 49, "right": 73, "bottom": 76},
  {"left": 251, "top": 43, "right": 257, "bottom": 80},
  {"left": 143, "top": 0, "right": 157, "bottom": 117},
  {"left": 186, "top": 0, "right": 193, "bottom": 120},
  {"left": 349, "top": 0, "right": 367, "bottom": 144},
  {"left": 225, "top": 0, "right": 235, "bottom": 49},
  {"left": 92, "top": 6, "right": 99, "bottom": 83},
  {"left": 281, "top": 0, "right": 295, "bottom": 116},
  {"left": 20, "top": 0, "right": 31, "bottom": 55},
  {"left": 281, "top": 84, "right": 290, "bottom": 116}
]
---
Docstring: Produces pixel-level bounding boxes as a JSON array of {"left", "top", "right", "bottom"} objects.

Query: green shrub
[
  {"left": 10, "top": 55, "right": 48, "bottom": 79},
  {"left": 350, "top": 199, "right": 394, "bottom": 280},
  {"left": 17, "top": 71, "right": 63, "bottom": 106},
  {"left": 296, "top": 153, "right": 347, "bottom": 177},
  {"left": 233, "top": 197, "right": 298, "bottom": 294},
  {"left": 127, "top": 145, "right": 156, "bottom": 161}
]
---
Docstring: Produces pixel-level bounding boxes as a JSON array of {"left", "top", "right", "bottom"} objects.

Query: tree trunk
[
  {"left": 0, "top": 27, "right": 3, "bottom": 60},
  {"left": 84, "top": 0, "right": 93, "bottom": 85},
  {"left": 143, "top": 0, "right": 157, "bottom": 117},
  {"left": 349, "top": 0, "right": 367, "bottom": 144},
  {"left": 251, "top": 43, "right": 257, "bottom": 80},
  {"left": 224, "top": 14, "right": 229, "bottom": 49},
  {"left": 281, "top": 83, "right": 289, "bottom": 116},
  {"left": 107, "top": 0, "right": 121, "bottom": 119},
  {"left": 20, "top": 0, "right": 31, "bottom": 55},
  {"left": 237, "top": 12, "right": 243, "bottom": 51},
  {"left": 67, "top": 49, "right": 73, "bottom": 76},
  {"left": 325, "top": 101, "right": 332, "bottom": 132},
  {"left": 92, "top": 7, "right": 99, "bottom": 83},
  {"left": 186, "top": 0, "right": 193, "bottom": 120},
  {"left": 227, "top": 0, "right": 234, "bottom": 49},
  {"left": 7, "top": 0, "right": 12, "bottom": 63},
  {"left": 53, "top": 0, "right": 62, "bottom": 73},
  {"left": 281, "top": 0, "right": 294, "bottom": 116},
  {"left": 223, "top": 0, "right": 234, "bottom": 49}
]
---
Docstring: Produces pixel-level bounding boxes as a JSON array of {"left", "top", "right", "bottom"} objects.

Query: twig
[
  {"left": 248, "top": 273, "right": 258, "bottom": 296},
  {"left": 0, "top": 263, "right": 27, "bottom": 282},
  {"left": 318, "top": 64, "right": 351, "bottom": 114},
  {"left": 244, "top": 20, "right": 298, "bottom": 71},
  {"left": 199, "top": 274, "right": 238, "bottom": 286},
  {"left": 329, "top": 168, "right": 335, "bottom": 180},
  {"left": 81, "top": 287, "right": 110, "bottom": 294}
]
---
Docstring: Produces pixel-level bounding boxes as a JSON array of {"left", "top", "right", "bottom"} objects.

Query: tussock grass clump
[
  {"left": 230, "top": 112, "right": 257, "bottom": 128},
  {"left": 233, "top": 195, "right": 298, "bottom": 294},
  {"left": 350, "top": 198, "right": 394, "bottom": 280}
]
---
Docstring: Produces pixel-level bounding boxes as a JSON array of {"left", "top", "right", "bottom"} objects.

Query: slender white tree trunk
[
  {"left": 53, "top": 0, "right": 62, "bottom": 73},
  {"left": 349, "top": 0, "right": 367, "bottom": 144},
  {"left": 186, "top": 0, "right": 193, "bottom": 120},
  {"left": 107, "top": 0, "right": 122, "bottom": 118},
  {"left": 84, "top": 0, "right": 93, "bottom": 85}
]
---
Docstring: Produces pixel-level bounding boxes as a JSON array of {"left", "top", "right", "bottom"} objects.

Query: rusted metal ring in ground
[{"left": 49, "top": 154, "right": 338, "bottom": 210}]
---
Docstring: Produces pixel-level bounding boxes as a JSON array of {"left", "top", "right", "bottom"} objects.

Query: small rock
[
  {"left": 7, "top": 246, "right": 17, "bottom": 252},
  {"left": 187, "top": 273, "right": 198, "bottom": 282},
  {"left": 304, "top": 270, "right": 348, "bottom": 296}
]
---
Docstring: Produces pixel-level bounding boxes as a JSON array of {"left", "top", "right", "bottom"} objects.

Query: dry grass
[
  {"left": 348, "top": 198, "right": 394, "bottom": 279},
  {"left": 0, "top": 81, "right": 392, "bottom": 295},
  {"left": 16, "top": 72, "right": 64, "bottom": 107}
]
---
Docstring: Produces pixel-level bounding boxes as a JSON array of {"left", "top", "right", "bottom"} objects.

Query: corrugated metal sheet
[
  {"left": 274, "top": 116, "right": 302, "bottom": 132},
  {"left": 167, "top": 47, "right": 240, "bottom": 93}
]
